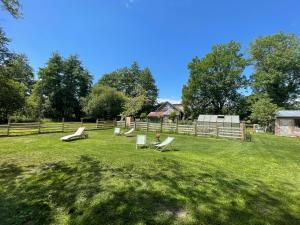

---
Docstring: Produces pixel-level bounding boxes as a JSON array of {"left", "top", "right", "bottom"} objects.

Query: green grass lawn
[{"left": 0, "top": 130, "right": 299, "bottom": 225}]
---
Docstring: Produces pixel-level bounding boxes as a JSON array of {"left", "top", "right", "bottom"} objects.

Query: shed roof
[
  {"left": 197, "top": 115, "right": 240, "bottom": 123},
  {"left": 276, "top": 110, "right": 300, "bottom": 118}
]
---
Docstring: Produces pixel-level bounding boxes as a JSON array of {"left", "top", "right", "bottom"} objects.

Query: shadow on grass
[{"left": 0, "top": 157, "right": 299, "bottom": 225}]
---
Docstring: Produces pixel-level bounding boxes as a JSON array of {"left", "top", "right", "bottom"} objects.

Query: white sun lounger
[
  {"left": 155, "top": 137, "right": 175, "bottom": 151},
  {"left": 136, "top": 135, "right": 147, "bottom": 149},
  {"left": 60, "top": 127, "right": 87, "bottom": 141},
  {"left": 114, "top": 127, "right": 121, "bottom": 136},
  {"left": 124, "top": 128, "right": 135, "bottom": 137}
]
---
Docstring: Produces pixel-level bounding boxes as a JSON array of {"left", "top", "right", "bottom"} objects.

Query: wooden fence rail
[
  {"left": 0, "top": 119, "right": 115, "bottom": 137},
  {"left": 118, "top": 120, "right": 245, "bottom": 140}
]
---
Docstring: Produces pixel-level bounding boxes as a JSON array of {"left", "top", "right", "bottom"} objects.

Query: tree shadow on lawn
[{"left": 0, "top": 157, "right": 299, "bottom": 225}]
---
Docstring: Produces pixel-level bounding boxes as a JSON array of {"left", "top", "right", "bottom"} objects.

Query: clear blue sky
[{"left": 1, "top": 0, "right": 300, "bottom": 102}]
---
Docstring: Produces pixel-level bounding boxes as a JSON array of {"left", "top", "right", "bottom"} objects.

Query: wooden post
[
  {"left": 62, "top": 118, "right": 65, "bottom": 133},
  {"left": 81, "top": 118, "right": 83, "bottom": 126},
  {"left": 176, "top": 118, "right": 179, "bottom": 133},
  {"left": 134, "top": 119, "right": 137, "bottom": 130},
  {"left": 147, "top": 118, "right": 149, "bottom": 132},
  {"left": 7, "top": 117, "right": 10, "bottom": 136},
  {"left": 241, "top": 122, "right": 246, "bottom": 140},
  {"left": 160, "top": 117, "right": 163, "bottom": 133},
  {"left": 194, "top": 121, "right": 197, "bottom": 136},
  {"left": 38, "top": 120, "right": 41, "bottom": 134},
  {"left": 96, "top": 119, "right": 99, "bottom": 128},
  {"left": 216, "top": 122, "right": 219, "bottom": 137}
]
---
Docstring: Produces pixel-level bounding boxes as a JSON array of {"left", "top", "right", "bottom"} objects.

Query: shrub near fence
[
  {"left": 0, "top": 119, "right": 115, "bottom": 137},
  {"left": 117, "top": 120, "right": 245, "bottom": 140}
]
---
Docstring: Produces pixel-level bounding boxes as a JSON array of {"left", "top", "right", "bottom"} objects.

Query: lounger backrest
[
  {"left": 74, "top": 127, "right": 85, "bottom": 136},
  {"left": 159, "top": 137, "right": 174, "bottom": 146},
  {"left": 127, "top": 128, "right": 134, "bottom": 133},
  {"left": 114, "top": 127, "right": 121, "bottom": 134},
  {"left": 136, "top": 135, "right": 146, "bottom": 145}
]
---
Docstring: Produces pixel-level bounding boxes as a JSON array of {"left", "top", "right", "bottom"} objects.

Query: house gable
[{"left": 148, "top": 101, "right": 182, "bottom": 117}]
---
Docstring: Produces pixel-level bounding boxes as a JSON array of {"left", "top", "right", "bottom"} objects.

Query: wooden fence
[
  {"left": 0, "top": 119, "right": 115, "bottom": 137},
  {"left": 117, "top": 120, "right": 245, "bottom": 140},
  {"left": 0, "top": 119, "right": 245, "bottom": 140}
]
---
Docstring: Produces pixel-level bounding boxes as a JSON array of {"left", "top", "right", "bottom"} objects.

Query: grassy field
[{"left": 0, "top": 130, "right": 299, "bottom": 225}]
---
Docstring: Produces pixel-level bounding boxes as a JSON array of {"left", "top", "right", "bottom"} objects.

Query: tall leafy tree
[
  {"left": 82, "top": 85, "right": 126, "bottom": 120},
  {"left": 139, "top": 67, "right": 158, "bottom": 106},
  {"left": 250, "top": 33, "right": 300, "bottom": 107},
  {"left": 122, "top": 95, "right": 146, "bottom": 118},
  {"left": 3, "top": 54, "right": 34, "bottom": 94},
  {"left": 0, "top": 0, "right": 31, "bottom": 122},
  {"left": 250, "top": 96, "right": 279, "bottom": 131},
  {"left": 38, "top": 53, "right": 64, "bottom": 118},
  {"left": 38, "top": 53, "right": 92, "bottom": 119},
  {"left": 98, "top": 62, "right": 158, "bottom": 109},
  {"left": 0, "top": 30, "right": 33, "bottom": 121},
  {"left": 0, "top": 77, "right": 25, "bottom": 121},
  {"left": 182, "top": 41, "right": 248, "bottom": 118}
]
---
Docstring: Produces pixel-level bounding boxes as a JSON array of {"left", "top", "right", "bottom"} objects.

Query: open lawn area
[{"left": 0, "top": 130, "right": 299, "bottom": 225}]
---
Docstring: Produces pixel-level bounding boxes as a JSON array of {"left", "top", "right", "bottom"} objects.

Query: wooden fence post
[
  {"left": 176, "top": 118, "right": 179, "bottom": 133},
  {"left": 81, "top": 118, "right": 83, "bottom": 126},
  {"left": 241, "top": 122, "right": 246, "bottom": 140},
  {"left": 38, "top": 120, "right": 41, "bottom": 134},
  {"left": 96, "top": 119, "right": 99, "bottom": 128},
  {"left": 194, "top": 121, "right": 197, "bottom": 136},
  {"left": 134, "top": 119, "right": 137, "bottom": 130},
  {"left": 62, "top": 118, "right": 65, "bottom": 133},
  {"left": 147, "top": 118, "right": 149, "bottom": 132},
  {"left": 160, "top": 117, "right": 163, "bottom": 133},
  {"left": 7, "top": 117, "right": 10, "bottom": 136}
]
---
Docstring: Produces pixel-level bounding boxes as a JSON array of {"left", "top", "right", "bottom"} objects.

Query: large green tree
[
  {"left": 250, "top": 96, "right": 279, "bottom": 131},
  {"left": 98, "top": 62, "right": 158, "bottom": 109},
  {"left": 182, "top": 41, "right": 248, "bottom": 118},
  {"left": 3, "top": 54, "right": 34, "bottom": 94},
  {"left": 122, "top": 94, "right": 146, "bottom": 118},
  {"left": 38, "top": 53, "right": 92, "bottom": 119},
  {"left": 82, "top": 85, "right": 126, "bottom": 120},
  {"left": 0, "top": 29, "right": 33, "bottom": 121},
  {"left": 250, "top": 33, "right": 300, "bottom": 107},
  {"left": 0, "top": 77, "right": 25, "bottom": 120}
]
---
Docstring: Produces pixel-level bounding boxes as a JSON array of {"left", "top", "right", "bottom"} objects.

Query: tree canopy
[
  {"left": 82, "top": 85, "right": 126, "bottom": 120},
  {"left": 0, "top": 29, "right": 33, "bottom": 121},
  {"left": 250, "top": 33, "right": 300, "bottom": 107},
  {"left": 38, "top": 53, "right": 93, "bottom": 119},
  {"left": 122, "top": 94, "right": 146, "bottom": 118},
  {"left": 182, "top": 41, "right": 248, "bottom": 118},
  {"left": 250, "top": 96, "right": 279, "bottom": 131},
  {"left": 98, "top": 62, "right": 158, "bottom": 107}
]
